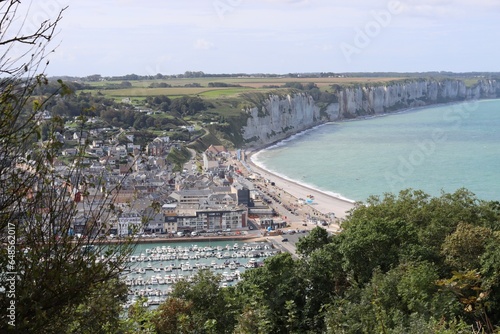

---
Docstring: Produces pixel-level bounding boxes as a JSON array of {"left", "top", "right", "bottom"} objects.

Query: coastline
[
  {"left": 240, "top": 98, "right": 492, "bottom": 220},
  {"left": 245, "top": 98, "right": 486, "bottom": 153},
  {"left": 245, "top": 151, "right": 356, "bottom": 220}
]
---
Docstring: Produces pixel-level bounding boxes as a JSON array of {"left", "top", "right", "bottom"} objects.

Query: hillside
[{"left": 53, "top": 74, "right": 500, "bottom": 151}]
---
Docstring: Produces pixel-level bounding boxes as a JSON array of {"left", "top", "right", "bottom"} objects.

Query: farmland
[{"left": 83, "top": 76, "right": 410, "bottom": 102}]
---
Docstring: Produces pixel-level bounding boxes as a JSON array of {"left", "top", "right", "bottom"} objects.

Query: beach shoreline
[
  {"left": 243, "top": 150, "right": 356, "bottom": 221},
  {"left": 238, "top": 99, "right": 485, "bottom": 222}
]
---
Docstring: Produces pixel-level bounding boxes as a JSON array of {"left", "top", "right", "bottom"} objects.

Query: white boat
[{"left": 181, "top": 262, "right": 193, "bottom": 271}]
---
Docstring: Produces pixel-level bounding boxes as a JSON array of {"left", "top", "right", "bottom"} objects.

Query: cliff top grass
[{"left": 83, "top": 76, "right": 411, "bottom": 101}]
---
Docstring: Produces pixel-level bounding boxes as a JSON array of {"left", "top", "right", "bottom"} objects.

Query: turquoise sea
[{"left": 252, "top": 99, "right": 500, "bottom": 202}]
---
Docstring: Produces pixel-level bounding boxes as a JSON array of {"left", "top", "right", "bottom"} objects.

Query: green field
[
  {"left": 102, "top": 87, "right": 232, "bottom": 97},
  {"left": 84, "top": 76, "right": 412, "bottom": 101}
]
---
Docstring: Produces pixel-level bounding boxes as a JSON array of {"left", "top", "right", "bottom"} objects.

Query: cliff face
[
  {"left": 241, "top": 79, "right": 500, "bottom": 148},
  {"left": 242, "top": 93, "right": 339, "bottom": 147},
  {"left": 337, "top": 79, "right": 500, "bottom": 116}
]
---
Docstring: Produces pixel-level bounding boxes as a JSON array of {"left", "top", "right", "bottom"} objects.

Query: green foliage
[
  {"left": 169, "top": 96, "right": 214, "bottom": 116},
  {"left": 338, "top": 217, "right": 420, "bottom": 284},
  {"left": 144, "top": 94, "right": 171, "bottom": 111},
  {"left": 166, "top": 145, "right": 191, "bottom": 171},
  {"left": 0, "top": 4, "right": 138, "bottom": 332},
  {"left": 240, "top": 92, "right": 270, "bottom": 109},
  {"left": 188, "top": 131, "right": 223, "bottom": 152},
  {"left": 236, "top": 253, "right": 305, "bottom": 333},
  {"left": 296, "top": 241, "right": 347, "bottom": 331},
  {"left": 441, "top": 222, "right": 492, "bottom": 271},
  {"left": 208, "top": 82, "right": 242, "bottom": 88},
  {"left": 67, "top": 279, "right": 128, "bottom": 334},
  {"left": 152, "top": 297, "right": 194, "bottom": 334},
  {"left": 159, "top": 270, "right": 240, "bottom": 333},
  {"left": 120, "top": 297, "right": 158, "bottom": 333},
  {"left": 324, "top": 189, "right": 500, "bottom": 333},
  {"left": 296, "top": 226, "right": 330, "bottom": 256}
]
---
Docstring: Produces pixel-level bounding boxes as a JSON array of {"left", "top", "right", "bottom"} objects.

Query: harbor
[{"left": 121, "top": 240, "right": 280, "bottom": 308}]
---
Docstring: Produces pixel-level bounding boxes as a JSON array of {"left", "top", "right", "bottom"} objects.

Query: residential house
[
  {"left": 62, "top": 148, "right": 78, "bottom": 156},
  {"left": 181, "top": 125, "right": 195, "bottom": 132},
  {"left": 204, "top": 145, "right": 229, "bottom": 158},
  {"left": 142, "top": 208, "right": 165, "bottom": 234},
  {"left": 73, "top": 131, "right": 89, "bottom": 145},
  {"left": 117, "top": 211, "right": 142, "bottom": 236},
  {"left": 162, "top": 203, "right": 178, "bottom": 233},
  {"left": 147, "top": 141, "right": 165, "bottom": 156},
  {"left": 99, "top": 155, "right": 116, "bottom": 166},
  {"left": 91, "top": 140, "right": 103, "bottom": 148}
]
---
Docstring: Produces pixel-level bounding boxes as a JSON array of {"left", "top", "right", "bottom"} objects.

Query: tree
[
  {"left": 327, "top": 189, "right": 500, "bottom": 333},
  {"left": 0, "top": 2, "right": 136, "bottom": 332},
  {"left": 295, "top": 226, "right": 330, "bottom": 257},
  {"left": 338, "top": 217, "right": 420, "bottom": 284},
  {"left": 161, "top": 270, "right": 239, "bottom": 333},
  {"left": 296, "top": 241, "right": 349, "bottom": 331},
  {"left": 441, "top": 222, "right": 492, "bottom": 271},
  {"left": 236, "top": 253, "right": 305, "bottom": 333},
  {"left": 152, "top": 298, "right": 195, "bottom": 334}
]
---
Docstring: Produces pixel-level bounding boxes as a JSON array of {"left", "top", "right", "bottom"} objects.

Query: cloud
[{"left": 193, "top": 39, "right": 215, "bottom": 50}]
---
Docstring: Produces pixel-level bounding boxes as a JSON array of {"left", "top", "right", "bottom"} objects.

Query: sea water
[{"left": 252, "top": 99, "right": 500, "bottom": 202}]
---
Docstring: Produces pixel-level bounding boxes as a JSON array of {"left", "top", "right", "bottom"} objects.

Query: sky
[{"left": 16, "top": 0, "right": 500, "bottom": 77}]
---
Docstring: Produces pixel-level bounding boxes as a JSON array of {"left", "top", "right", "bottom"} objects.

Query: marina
[{"left": 121, "top": 240, "right": 280, "bottom": 308}]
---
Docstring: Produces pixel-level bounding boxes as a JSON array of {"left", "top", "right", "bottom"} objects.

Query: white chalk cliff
[{"left": 241, "top": 79, "right": 500, "bottom": 147}]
